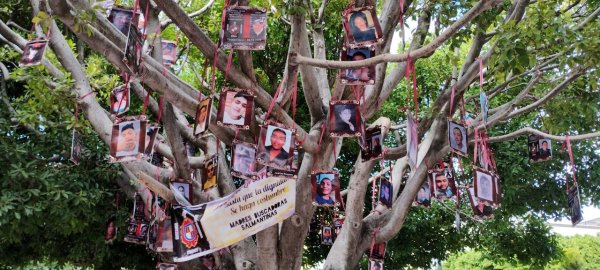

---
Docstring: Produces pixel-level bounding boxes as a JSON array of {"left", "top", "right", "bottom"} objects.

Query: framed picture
[
  {"left": 156, "top": 263, "right": 178, "bottom": 270},
  {"left": 406, "top": 112, "right": 418, "bottom": 167},
  {"left": 124, "top": 23, "right": 143, "bottom": 74},
  {"left": 474, "top": 168, "right": 495, "bottom": 203},
  {"left": 448, "top": 120, "right": 468, "bottom": 156},
  {"left": 365, "top": 242, "right": 386, "bottom": 260},
  {"left": 110, "top": 84, "right": 130, "bottom": 115},
  {"left": 329, "top": 100, "right": 363, "bottom": 137},
  {"left": 220, "top": 6, "right": 267, "bottom": 50},
  {"left": 413, "top": 182, "right": 431, "bottom": 207},
  {"left": 216, "top": 88, "right": 254, "bottom": 129},
  {"left": 340, "top": 46, "right": 376, "bottom": 85},
  {"left": 171, "top": 180, "right": 192, "bottom": 204},
  {"left": 530, "top": 136, "right": 552, "bottom": 162},
  {"left": 171, "top": 207, "right": 211, "bottom": 261},
  {"left": 493, "top": 173, "right": 502, "bottom": 205},
  {"left": 321, "top": 225, "right": 334, "bottom": 245},
  {"left": 199, "top": 255, "right": 217, "bottom": 270},
  {"left": 144, "top": 124, "right": 160, "bottom": 158},
  {"left": 231, "top": 140, "right": 257, "bottom": 179},
  {"left": 257, "top": 121, "right": 295, "bottom": 170},
  {"left": 341, "top": 6, "right": 383, "bottom": 48},
  {"left": 193, "top": 97, "right": 212, "bottom": 136},
  {"left": 333, "top": 217, "right": 344, "bottom": 241},
  {"left": 428, "top": 166, "right": 457, "bottom": 201},
  {"left": 311, "top": 171, "right": 341, "bottom": 207},
  {"left": 124, "top": 217, "right": 149, "bottom": 244},
  {"left": 104, "top": 215, "right": 117, "bottom": 243},
  {"left": 133, "top": 193, "right": 146, "bottom": 219},
  {"left": 161, "top": 40, "right": 178, "bottom": 67},
  {"left": 467, "top": 187, "right": 493, "bottom": 219},
  {"left": 109, "top": 116, "right": 146, "bottom": 162},
  {"left": 108, "top": 6, "right": 136, "bottom": 35},
  {"left": 567, "top": 184, "right": 583, "bottom": 226},
  {"left": 155, "top": 216, "right": 173, "bottom": 252},
  {"left": 379, "top": 178, "right": 393, "bottom": 208},
  {"left": 70, "top": 129, "right": 83, "bottom": 165},
  {"left": 368, "top": 259, "right": 384, "bottom": 270},
  {"left": 361, "top": 126, "right": 384, "bottom": 161},
  {"left": 19, "top": 38, "right": 48, "bottom": 67},
  {"left": 202, "top": 155, "right": 218, "bottom": 191}
]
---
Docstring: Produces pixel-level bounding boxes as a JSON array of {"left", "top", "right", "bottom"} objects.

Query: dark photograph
[
  {"left": 366, "top": 242, "right": 386, "bottom": 260},
  {"left": 340, "top": 47, "right": 376, "bottom": 85},
  {"left": 144, "top": 124, "right": 159, "bottom": 158},
  {"left": 109, "top": 117, "right": 146, "bottom": 162},
  {"left": 232, "top": 140, "right": 257, "bottom": 179},
  {"left": 568, "top": 184, "right": 583, "bottom": 226},
  {"left": 329, "top": 100, "right": 363, "bottom": 137},
  {"left": 110, "top": 84, "right": 130, "bottom": 115},
  {"left": 124, "top": 217, "right": 149, "bottom": 244},
  {"left": 360, "top": 126, "right": 384, "bottom": 161},
  {"left": 19, "top": 39, "right": 47, "bottom": 67},
  {"left": 368, "top": 259, "right": 384, "bottom": 270},
  {"left": 312, "top": 171, "right": 340, "bottom": 207},
  {"left": 379, "top": 178, "right": 393, "bottom": 208},
  {"left": 108, "top": 7, "right": 135, "bottom": 35},
  {"left": 414, "top": 182, "right": 431, "bottom": 207},
  {"left": 104, "top": 215, "right": 117, "bottom": 243},
  {"left": 342, "top": 7, "right": 383, "bottom": 48},
  {"left": 70, "top": 129, "right": 83, "bottom": 165},
  {"left": 124, "top": 23, "right": 143, "bottom": 74},
  {"left": 155, "top": 217, "right": 173, "bottom": 252},
  {"left": 216, "top": 88, "right": 254, "bottom": 129},
  {"left": 220, "top": 7, "right": 267, "bottom": 50},
  {"left": 448, "top": 120, "right": 468, "bottom": 156},
  {"left": 468, "top": 187, "right": 493, "bottom": 219},
  {"left": 257, "top": 122, "right": 294, "bottom": 170},
  {"left": 156, "top": 263, "right": 178, "bottom": 270},
  {"left": 193, "top": 97, "right": 212, "bottom": 136},
  {"left": 529, "top": 135, "right": 553, "bottom": 163}
]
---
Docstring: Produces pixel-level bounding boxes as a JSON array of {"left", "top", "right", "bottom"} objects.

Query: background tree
[{"left": 0, "top": 0, "right": 598, "bottom": 269}]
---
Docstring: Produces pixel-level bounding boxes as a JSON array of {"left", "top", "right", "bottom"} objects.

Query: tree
[{"left": 0, "top": 0, "right": 599, "bottom": 269}]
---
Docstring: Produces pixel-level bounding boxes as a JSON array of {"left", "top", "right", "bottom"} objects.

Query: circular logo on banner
[{"left": 180, "top": 217, "right": 198, "bottom": 248}]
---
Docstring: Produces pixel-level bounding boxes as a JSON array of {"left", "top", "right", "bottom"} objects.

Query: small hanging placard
[
  {"left": 341, "top": 6, "right": 383, "bottom": 48},
  {"left": 329, "top": 100, "right": 364, "bottom": 137},
  {"left": 231, "top": 140, "right": 258, "bottom": 180},
  {"left": 109, "top": 116, "right": 147, "bottom": 163},
  {"left": 340, "top": 46, "right": 376, "bottom": 85},
  {"left": 19, "top": 38, "right": 48, "bottom": 67},
  {"left": 216, "top": 88, "right": 254, "bottom": 130},
  {"left": 193, "top": 97, "right": 212, "bottom": 136},
  {"left": 311, "top": 170, "right": 342, "bottom": 207},
  {"left": 256, "top": 121, "right": 296, "bottom": 171},
  {"left": 448, "top": 120, "right": 468, "bottom": 156},
  {"left": 220, "top": 6, "right": 268, "bottom": 50}
]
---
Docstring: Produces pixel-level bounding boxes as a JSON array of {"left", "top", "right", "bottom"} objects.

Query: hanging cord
[
  {"left": 565, "top": 135, "right": 577, "bottom": 191},
  {"left": 265, "top": 80, "right": 284, "bottom": 121},
  {"left": 449, "top": 84, "right": 456, "bottom": 118},
  {"left": 411, "top": 64, "right": 419, "bottom": 123},
  {"left": 369, "top": 227, "right": 381, "bottom": 258},
  {"left": 291, "top": 75, "right": 299, "bottom": 123},
  {"left": 141, "top": 86, "right": 150, "bottom": 116},
  {"left": 473, "top": 129, "right": 479, "bottom": 167},
  {"left": 224, "top": 49, "right": 234, "bottom": 82}
]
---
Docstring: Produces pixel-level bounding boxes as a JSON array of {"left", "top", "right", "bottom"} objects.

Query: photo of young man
[
  {"left": 258, "top": 125, "right": 292, "bottom": 169},
  {"left": 194, "top": 97, "right": 211, "bottom": 135},
  {"left": 218, "top": 89, "right": 253, "bottom": 128},
  {"left": 115, "top": 121, "right": 140, "bottom": 157},
  {"left": 108, "top": 7, "right": 133, "bottom": 35},
  {"left": 433, "top": 172, "right": 455, "bottom": 200},
  {"left": 314, "top": 173, "right": 337, "bottom": 206}
]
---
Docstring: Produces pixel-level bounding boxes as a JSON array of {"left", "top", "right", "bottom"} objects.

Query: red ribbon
[
  {"left": 369, "top": 227, "right": 381, "bottom": 258},
  {"left": 265, "top": 80, "right": 284, "bottom": 121}
]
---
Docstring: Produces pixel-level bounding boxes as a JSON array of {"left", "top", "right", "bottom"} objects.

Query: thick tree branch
[
  {"left": 487, "top": 127, "right": 600, "bottom": 143},
  {"left": 160, "top": 0, "right": 215, "bottom": 28}
]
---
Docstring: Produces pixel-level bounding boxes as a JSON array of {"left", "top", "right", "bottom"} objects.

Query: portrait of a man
[
  {"left": 172, "top": 182, "right": 191, "bottom": 203},
  {"left": 322, "top": 226, "right": 333, "bottom": 245},
  {"left": 194, "top": 97, "right": 211, "bottom": 135},
  {"left": 313, "top": 172, "right": 337, "bottom": 206},
  {"left": 369, "top": 260, "right": 383, "bottom": 270},
  {"left": 448, "top": 121, "right": 467, "bottom": 155},
  {"left": 538, "top": 139, "right": 552, "bottom": 160},
  {"left": 258, "top": 125, "right": 292, "bottom": 169},
  {"left": 249, "top": 15, "right": 266, "bottom": 40},
  {"left": 342, "top": 48, "right": 374, "bottom": 84},
  {"left": 104, "top": 215, "right": 117, "bottom": 242},
  {"left": 221, "top": 7, "right": 266, "bottom": 50},
  {"left": 115, "top": 120, "right": 141, "bottom": 158},
  {"left": 432, "top": 171, "right": 455, "bottom": 200},
  {"left": 233, "top": 142, "right": 256, "bottom": 176},
  {"left": 218, "top": 89, "right": 253, "bottom": 128},
  {"left": 19, "top": 39, "right": 47, "bottom": 67},
  {"left": 202, "top": 156, "right": 217, "bottom": 190},
  {"left": 108, "top": 7, "right": 134, "bottom": 35},
  {"left": 475, "top": 170, "right": 494, "bottom": 202}
]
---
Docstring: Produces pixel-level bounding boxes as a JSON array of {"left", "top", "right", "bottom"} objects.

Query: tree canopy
[{"left": 0, "top": 0, "right": 599, "bottom": 269}]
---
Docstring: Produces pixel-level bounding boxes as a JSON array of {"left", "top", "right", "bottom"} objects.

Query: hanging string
[
  {"left": 411, "top": 64, "right": 419, "bottom": 122},
  {"left": 291, "top": 75, "right": 299, "bottom": 123},
  {"left": 449, "top": 84, "right": 456, "bottom": 118},
  {"left": 566, "top": 135, "right": 577, "bottom": 187},
  {"left": 141, "top": 87, "right": 150, "bottom": 116},
  {"left": 154, "top": 97, "right": 164, "bottom": 182},
  {"left": 460, "top": 96, "right": 466, "bottom": 125},
  {"left": 369, "top": 227, "right": 380, "bottom": 258},
  {"left": 265, "top": 80, "right": 284, "bottom": 121},
  {"left": 224, "top": 49, "right": 234, "bottom": 82},
  {"left": 142, "top": 1, "right": 150, "bottom": 39},
  {"left": 473, "top": 129, "right": 479, "bottom": 167}
]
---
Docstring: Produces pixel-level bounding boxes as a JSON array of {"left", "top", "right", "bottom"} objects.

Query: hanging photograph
[
  {"left": 340, "top": 46, "right": 376, "bottom": 85},
  {"left": 379, "top": 178, "right": 393, "bottom": 208},
  {"left": 414, "top": 182, "right": 431, "bottom": 207},
  {"left": 171, "top": 180, "right": 192, "bottom": 204},
  {"left": 124, "top": 217, "right": 149, "bottom": 244},
  {"left": 467, "top": 187, "right": 493, "bottom": 219},
  {"left": 216, "top": 88, "right": 254, "bottom": 129},
  {"left": 329, "top": 100, "right": 363, "bottom": 137},
  {"left": 567, "top": 184, "right": 583, "bottom": 226},
  {"left": 257, "top": 121, "right": 295, "bottom": 170},
  {"left": 108, "top": 6, "right": 135, "bottom": 35},
  {"left": 527, "top": 134, "right": 540, "bottom": 162},
  {"left": 70, "top": 129, "right": 83, "bottom": 165},
  {"left": 109, "top": 116, "right": 146, "bottom": 162},
  {"left": 365, "top": 242, "right": 386, "bottom": 260},
  {"left": 110, "top": 84, "right": 130, "bottom": 115},
  {"left": 361, "top": 126, "right": 384, "bottom": 161},
  {"left": 311, "top": 171, "right": 341, "bottom": 207},
  {"left": 448, "top": 120, "right": 467, "bottom": 156},
  {"left": 333, "top": 217, "right": 344, "bottom": 241},
  {"left": 368, "top": 259, "right": 384, "bottom": 270},
  {"left": 194, "top": 97, "right": 212, "bottom": 136},
  {"left": 155, "top": 216, "right": 173, "bottom": 252},
  {"left": 474, "top": 168, "right": 495, "bottom": 203},
  {"left": 133, "top": 193, "right": 146, "bottom": 219},
  {"left": 266, "top": 147, "right": 299, "bottom": 178},
  {"left": 144, "top": 124, "right": 160, "bottom": 158},
  {"left": 493, "top": 173, "right": 502, "bottom": 205},
  {"left": 161, "top": 40, "right": 177, "bottom": 67},
  {"left": 147, "top": 221, "right": 159, "bottom": 251},
  {"left": 171, "top": 206, "right": 211, "bottom": 262},
  {"left": 220, "top": 6, "right": 267, "bottom": 50},
  {"left": 341, "top": 6, "right": 383, "bottom": 48},
  {"left": 124, "top": 23, "right": 143, "bottom": 74},
  {"left": 156, "top": 263, "right": 178, "bottom": 270},
  {"left": 538, "top": 138, "right": 552, "bottom": 161},
  {"left": 406, "top": 112, "right": 418, "bottom": 168},
  {"left": 428, "top": 167, "right": 457, "bottom": 201},
  {"left": 19, "top": 38, "right": 48, "bottom": 67},
  {"left": 232, "top": 140, "right": 257, "bottom": 179},
  {"left": 202, "top": 155, "right": 218, "bottom": 191},
  {"left": 104, "top": 215, "right": 117, "bottom": 243},
  {"left": 321, "top": 225, "right": 334, "bottom": 245}
]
